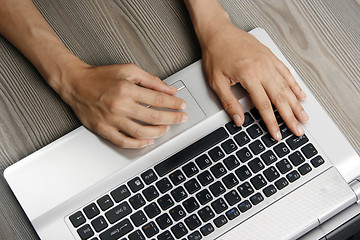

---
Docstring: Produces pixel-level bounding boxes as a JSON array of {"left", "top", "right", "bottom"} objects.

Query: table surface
[{"left": 0, "top": 0, "right": 359, "bottom": 239}]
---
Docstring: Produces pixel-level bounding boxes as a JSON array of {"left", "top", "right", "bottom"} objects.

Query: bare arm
[
  {"left": 0, "top": 0, "right": 187, "bottom": 148},
  {"left": 185, "top": 0, "right": 308, "bottom": 141}
]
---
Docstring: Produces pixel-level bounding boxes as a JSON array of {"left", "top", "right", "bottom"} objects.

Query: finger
[
  {"left": 246, "top": 79, "right": 282, "bottom": 141},
  {"left": 130, "top": 104, "right": 188, "bottom": 125},
  {"left": 125, "top": 63, "right": 178, "bottom": 95},
  {"left": 135, "top": 85, "right": 186, "bottom": 110},
  {"left": 209, "top": 74, "right": 244, "bottom": 126},
  {"left": 96, "top": 124, "right": 154, "bottom": 148},
  {"left": 119, "top": 118, "right": 170, "bottom": 139},
  {"left": 271, "top": 55, "right": 307, "bottom": 101}
]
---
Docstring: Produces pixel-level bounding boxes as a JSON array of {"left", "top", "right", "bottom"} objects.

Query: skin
[{"left": 0, "top": 0, "right": 308, "bottom": 148}]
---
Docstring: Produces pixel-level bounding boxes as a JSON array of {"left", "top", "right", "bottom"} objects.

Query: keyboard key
[
  {"left": 196, "top": 189, "right": 213, "bottom": 205},
  {"left": 222, "top": 173, "right": 239, "bottom": 189},
  {"left": 238, "top": 200, "right": 252, "bottom": 213},
  {"left": 301, "top": 143, "right": 318, "bottom": 159},
  {"left": 158, "top": 194, "right": 175, "bottom": 210},
  {"left": 70, "top": 211, "right": 86, "bottom": 228},
  {"left": 188, "top": 230, "right": 202, "bottom": 240},
  {"left": 234, "top": 132, "right": 251, "bottom": 147},
  {"left": 200, "top": 223, "right": 215, "bottom": 236},
  {"left": 311, "top": 156, "right": 325, "bottom": 167},
  {"left": 274, "top": 111, "right": 284, "bottom": 124},
  {"left": 246, "top": 124, "right": 263, "bottom": 139},
  {"left": 209, "top": 181, "right": 226, "bottom": 197},
  {"left": 185, "top": 214, "right": 202, "bottom": 231},
  {"left": 243, "top": 112, "right": 254, "bottom": 127},
  {"left": 261, "top": 150, "right": 278, "bottom": 165},
  {"left": 170, "top": 205, "right": 187, "bottom": 221},
  {"left": 259, "top": 120, "right": 268, "bottom": 132},
  {"left": 83, "top": 203, "right": 100, "bottom": 220},
  {"left": 250, "top": 174, "right": 267, "bottom": 190},
  {"left": 184, "top": 178, "right": 201, "bottom": 194},
  {"left": 249, "top": 140, "right": 266, "bottom": 155},
  {"left": 77, "top": 224, "right": 94, "bottom": 240},
  {"left": 142, "top": 221, "right": 159, "bottom": 238},
  {"left": 211, "top": 198, "right": 228, "bottom": 214},
  {"left": 156, "top": 178, "right": 172, "bottom": 194},
  {"left": 182, "top": 162, "right": 199, "bottom": 178},
  {"left": 128, "top": 230, "right": 145, "bottom": 240},
  {"left": 130, "top": 210, "right": 147, "bottom": 227},
  {"left": 105, "top": 202, "right": 132, "bottom": 224},
  {"left": 198, "top": 206, "right": 215, "bottom": 222},
  {"left": 226, "top": 207, "right": 240, "bottom": 220},
  {"left": 171, "top": 186, "right": 188, "bottom": 202},
  {"left": 156, "top": 213, "right": 173, "bottom": 230},
  {"left": 298, "top": 163, "right": 312, "bottom": 175},
  {"left": 261, "top": 133, "right": 277, "bottom": 147},
  {"left": 224, "top": 190, "right": 241, "bottom": 206},
  {"left": 236, "top": 147, "right": 253, "bottom": 163},
  {"left": 144, "top": 202, "right": 161, "bottom": 219},
  {"left": 110, "top": 185, "right": 131, "bottom": 203},
  {"left": 157, "top": 193, "right": 175, "bottom": 210},
  {"left": 183, "top": 197, "right": 200, "bottom": 213},
  {"left": 142, "top": 186, "right": 159, "bottom": 202},
  {"left": 235, "top": 165, "right": 252, "bottom": 181},
  {"left": 248, "top": 158, "right": 265, "bottom": 173},
  {"left": 263, "top": 184, "right": 277, "bottom": 197},
  {"left": 286, "top": 170, "right": 301, "bottom": 183},
  {"left": 155, "top": 127, "right": 228, "bottom": 177},
  {"left": 250, "top": 107, "right": 261, "bottom": 120},
  {"left": 214, "top": 215, "right": 228, "bottom": 228},
  {"left": 279, "top": 124, "right": 292, "bottom": 138},
  {"left": 237, "top": 182, "right": 254, "bottom": 198},
  {"left": 250, "top": 193, "right": 264, "bottom": 205},
  {"left": 223, "top": 155, "right": 240, "bottom": 170},
  {"left": 209, "top": 146, "right": 225, "bottom": 162},
  {"left": 157, "top": 230, "right": 174, "bottom": 240},
  {"left": 91, "top": 216, "right": 108, "bottom": 233},
  {"left": 221, "top": 139, "right": 238, "bottom": 154},
  {"left": 210, "top": 162, "right": 227, "bottom": 178},
  {"left": 225, "top": 120, "right": 242, "bottom": 134},
  {"left": 274, "top": 143, "right": 290, "bottom": 158},
  {"left": 169, "top": 170, "right": 186, "bottom": 185},
  {"left": 128, "top": 177, "right": 144, "bottom": 193},
  {"left": 197, "top": 170, "right": 214, "bottom": 186},
  {"left": 286, "top": 135, "right": 309, "bottom": 150},
  {"left": 195, "top": 154, "right": 212, "bottom": 170},
  {"left": 99, "top": 219, "right": 133, "bottom": 240},
  {"left": 275, "top": 177, "right": 289, "bottom": 190},
  {"left": 171, "top": 222, "right": 188, "bottom": 239},
  {"left": 129, "top": 193, "right": 146, "bottom": 210},
  {"left": 263, "top": 166, "right": 280, "bottom": 182},
  {"left": 276, "top": 159, "right": 293, "bottom": 174},
  {"left": 141, "top": 169, "right": 158, "bottom": 185},
  {"left": 289, "top": 151, "right": 305, "bottom": 166},
  {"left": 97, "top": 195, "right": 114, "bottom": 211}
]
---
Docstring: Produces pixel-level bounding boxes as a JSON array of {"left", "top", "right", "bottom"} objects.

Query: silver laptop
[{"left": 4, "top": 28, "right": 360, "bottom": 240}]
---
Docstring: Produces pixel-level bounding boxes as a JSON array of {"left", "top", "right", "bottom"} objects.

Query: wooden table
[{"left": 0, "top": 1, "right": 359, "bottom": 239}]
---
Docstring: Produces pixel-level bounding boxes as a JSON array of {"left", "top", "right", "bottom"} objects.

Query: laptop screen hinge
[{"left": 349, "top": 179, "right": 360, "bottom": 202}]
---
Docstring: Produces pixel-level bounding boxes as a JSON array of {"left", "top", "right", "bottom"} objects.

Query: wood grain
[{"left": 0, "top": 0, "right": 359, "bottom": 239}]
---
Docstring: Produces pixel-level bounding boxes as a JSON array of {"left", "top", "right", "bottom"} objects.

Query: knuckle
[
  {"left": 153, "top": 94, "right": 164, "bottom": 106},
  {"left": 257, "top": 101, "right": 272, "bottom": 113},
  {"left": 275, "top": 91, "right": 287, "bottom": 104},
  {"left": 149, "top": 111, "right": 161, "bottom": 123},
  {"left": 133, "top": 126, "right": 145, "bottom": 139},
  {"left": 221, "top": 98, "right": 236, "bottom": 112}
]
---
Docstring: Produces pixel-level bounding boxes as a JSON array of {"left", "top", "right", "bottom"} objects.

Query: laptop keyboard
[{"left": 68, "top": 107, "right": 325, "bottom": 240}]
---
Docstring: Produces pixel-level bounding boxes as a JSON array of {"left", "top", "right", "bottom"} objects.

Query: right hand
[{"left": 57, "top": 62, "right": 187, "bottom": 148}]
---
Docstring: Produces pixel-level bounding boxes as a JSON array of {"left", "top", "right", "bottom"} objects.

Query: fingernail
[
  {"left": 147, "top": 139, "right": 155, "bottom": 145},
  {"left": 300, "top": 110, "right": 309, "bottom": 121},
  {"left": 297, "top": 125, "right": 305, "bottom": 135},
  {"left": 180, "top": 102, "right": 186, "bottom": 110},
  {"left": 181, "top": 115, "right": 188, "bottom": 123},
  {"left": 275, "top": 131, "right": 282, "bottom": 141},
  {"left": 233, "top": 114, "right": 242, "bottom": 126}
]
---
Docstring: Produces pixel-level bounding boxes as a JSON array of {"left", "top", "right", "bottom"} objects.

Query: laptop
[{"left": 4, "top": 28, "right": 360, "bottom": 240}]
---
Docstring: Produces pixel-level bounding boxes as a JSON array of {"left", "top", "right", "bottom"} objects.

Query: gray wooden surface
[{"left": 0, "top": 0, "right": 359, "bottom": 239}]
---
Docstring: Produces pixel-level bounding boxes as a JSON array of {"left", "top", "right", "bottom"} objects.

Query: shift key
[{"left": 99, "top": 219, "right": 133, "bottom": 240}]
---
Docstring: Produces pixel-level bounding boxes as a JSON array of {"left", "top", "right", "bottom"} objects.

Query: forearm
[{"left": 0, "top": 0, "right": 85, "bottom": 95}]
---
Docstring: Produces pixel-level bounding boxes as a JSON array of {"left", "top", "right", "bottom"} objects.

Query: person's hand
[
  {"left": 57, "top": 62, "right": 187, "bottom": 148},
  {"left": 198, "top": 19, "right": 308, "bottom": 141}
]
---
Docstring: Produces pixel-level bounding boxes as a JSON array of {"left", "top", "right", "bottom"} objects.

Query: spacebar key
[
  {"left": 155, "top": 127, "right": 229, "bottom": 177},
  {"left": 99, "top": 219, "right": 133, "bottom": 240}
]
